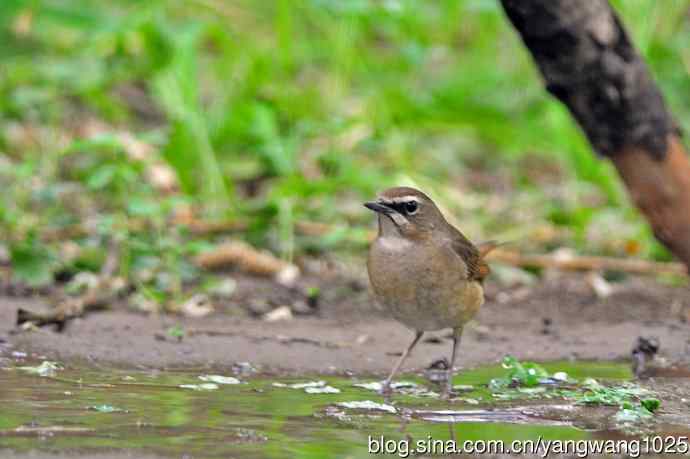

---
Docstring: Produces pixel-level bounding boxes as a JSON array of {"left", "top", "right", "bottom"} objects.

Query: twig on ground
[
  {"left": 486, "top": 249, "right": 687, "bottom": 276},
  {"left": 15, "top": 289, "right": 111, "bottom": 331},
  {"left": 15, "top": 241, "right": 125, "bottom": 331},
  {"left": 194, "top": 240, "right": 300, "bottom": 286}
]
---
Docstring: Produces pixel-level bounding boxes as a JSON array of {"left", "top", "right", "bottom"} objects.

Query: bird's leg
[
  {"left": 382, "top": 331, "right": 423, "bottom": 395},
  {"left": 442, "top": 327, "right": 463, "bottom": 399}
]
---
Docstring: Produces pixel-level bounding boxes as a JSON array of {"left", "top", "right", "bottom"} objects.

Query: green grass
[{"left": 1, "top": 0, "right": 689, "bottom": 297}]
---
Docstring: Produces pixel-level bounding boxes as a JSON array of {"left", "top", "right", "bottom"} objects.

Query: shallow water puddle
[{"left": 0, "top": 358, "right": 688, "bottom": 458}]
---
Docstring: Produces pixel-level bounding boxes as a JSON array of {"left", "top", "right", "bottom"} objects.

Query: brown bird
[{"left": 365, "top": 186, "right": 495, "bottom": 397}]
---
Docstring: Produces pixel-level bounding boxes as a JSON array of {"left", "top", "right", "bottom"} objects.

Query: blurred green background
[{"left": 1, "top": 0, "right": 689, "bottom": 300}]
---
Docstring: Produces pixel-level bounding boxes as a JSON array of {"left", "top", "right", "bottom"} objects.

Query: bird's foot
[
  {"left": 425, "top": 358, "right": 453, "bottom": 398},
  {"left": 425, "top": 358, "right": 449, "bottom": 383}
]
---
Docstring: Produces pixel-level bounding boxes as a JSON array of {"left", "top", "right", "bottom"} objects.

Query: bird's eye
[{"left": 404, "top": 201, "right": 418, "bottom": 214}]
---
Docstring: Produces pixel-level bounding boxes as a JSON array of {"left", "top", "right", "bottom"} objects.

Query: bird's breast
[
  {"left": 367, "top": 236, "right": 483, "bottom": 331},
  {"left": 375, "top": 235, "right": 414, "bottom": 252}
]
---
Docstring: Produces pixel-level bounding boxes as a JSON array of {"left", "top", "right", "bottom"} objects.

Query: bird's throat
[{"left": 377, "top": 212, "right": 409, "bottom": 236}]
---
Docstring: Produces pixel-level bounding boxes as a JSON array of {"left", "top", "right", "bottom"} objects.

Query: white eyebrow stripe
[{"left": 390, "top": 196, "right": 421, "bottom": 203}]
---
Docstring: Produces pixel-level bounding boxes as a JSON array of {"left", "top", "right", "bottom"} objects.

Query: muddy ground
[
  {"left": 1, "top": 271, "right": 689, "bottom": 375},
  {"left": 2, "top": 270, "right": 690, "bottom": 459}
]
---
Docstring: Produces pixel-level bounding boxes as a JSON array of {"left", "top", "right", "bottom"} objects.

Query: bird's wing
[{"left": 448, "top": 227, "right": 491, "bottom": 283}]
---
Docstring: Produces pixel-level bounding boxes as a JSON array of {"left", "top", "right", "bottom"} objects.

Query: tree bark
[{"left": 499, "top": 0, "right": 690, "bottom": 270}]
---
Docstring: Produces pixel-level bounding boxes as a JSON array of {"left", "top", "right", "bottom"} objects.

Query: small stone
[
  {"left": 291, "top": 300, "right": 313, "bottom": 315},
  {"left": 275, "top": 265, "right": 300, "bottom": 287},
  {"left": 154, "top": 332, "right": 167, "bottom": 342},
  {"left": 496, "top": 292, "right": 511, "bottom": 304},
  {"left": 585, "top": 272, "right": 614, "bottom": 298},
  {"left": 180, "top": 294, "right": 214, "bottom": 318},
  {"left": 263, "top": 306, "right": 293, "bottom": 322},
  {"left": 355, "top": 334, "right": 370, "bottom": 345},
  {"left": 552, "top": 371, "right": 568, "bottom": 382},
  {"left": 146, "top": 163, "right": 178, "bottom": 192},
  {"left": 232, "top": 361, "right": 257, "bottom": 376},
  {"left": 211, "top": 278, "right": 237, "bottom": 299},
  {"left": 247, "top": 299, "right": 272, "bottom": 316}
]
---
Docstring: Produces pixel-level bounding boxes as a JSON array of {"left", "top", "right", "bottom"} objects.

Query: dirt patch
[{"left": 1, "top": 273, "right": 689, "bottom": 375}]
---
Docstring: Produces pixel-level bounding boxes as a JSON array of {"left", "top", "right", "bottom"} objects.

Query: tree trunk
[{"left": 499, "top": 0, "right": 690, "bottom": 270}]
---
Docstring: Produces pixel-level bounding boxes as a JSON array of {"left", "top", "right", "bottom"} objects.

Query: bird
[{"left": 364, "top": 186, "right": 496, "bottom": 397}]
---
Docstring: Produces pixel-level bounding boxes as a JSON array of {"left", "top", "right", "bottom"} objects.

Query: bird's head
[{"left": 364, "top": 186, "right": 447, "bottom": 239}]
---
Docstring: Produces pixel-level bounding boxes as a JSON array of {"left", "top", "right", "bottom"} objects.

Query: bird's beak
[{"left": 364, "top": 200, "right": 393, "bottom": 214}]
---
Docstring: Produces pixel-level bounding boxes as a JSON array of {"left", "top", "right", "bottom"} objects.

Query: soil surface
[
  {"left": 2, "top": 272, "right": 689, "bottom": 376},
  {"left": 2, "top": 271, "right": 690, "bottom": 459}
]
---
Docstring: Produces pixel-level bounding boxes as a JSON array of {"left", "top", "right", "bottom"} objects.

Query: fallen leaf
[
  {"left": 273, "top": 380, "right": 325, "bottom": 389},
  {"left": 89, "top": 405, "right": 123, "bottom": 413},
  {"left": 305, "top": 385, "right": 340, "bottom": 394},
  {"left": 179, "top": 383, "right": 219, "bottom": 391},
  {"left": 199, "top": 375, "right": 241, "bottom": 385},
  {"left": 18, "top": 361, "right": 63, "bottom": 377},
  {"left": 337, "top": 400, "right": 396, "bottom": 414}
]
